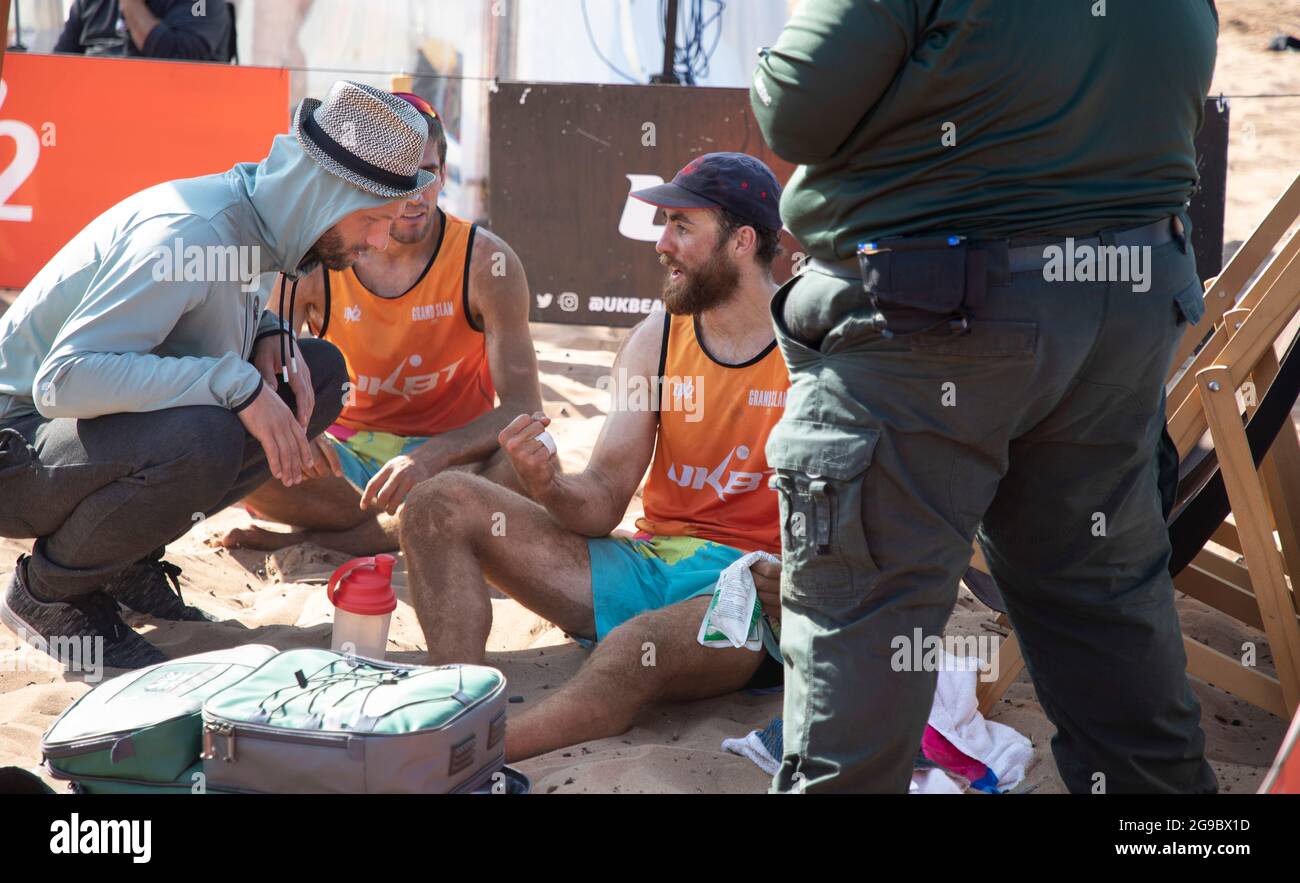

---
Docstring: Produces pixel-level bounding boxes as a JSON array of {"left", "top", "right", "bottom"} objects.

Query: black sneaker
[
  {"left": 104, "top": 550, "right": 217, "bottom": 623},
  {"left": 0, "top": 556, "right": 168, "bottom": 671}
]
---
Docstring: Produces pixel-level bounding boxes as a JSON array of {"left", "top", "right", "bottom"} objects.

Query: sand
[{"left": 2, "top": 0, "right": 1299, "bottom": 793}]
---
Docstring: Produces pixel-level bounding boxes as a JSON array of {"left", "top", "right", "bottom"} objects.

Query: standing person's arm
[
  {"left": 751, "top": 0, "right": 921, "bottom": 165},
  {"left": 120, "top": 0, "right": 230, "bottom": 60}
]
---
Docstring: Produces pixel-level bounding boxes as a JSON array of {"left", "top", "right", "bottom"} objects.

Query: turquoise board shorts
[
  {"left": 323, "top": 424, "right": 431, "bottom": 492},
  {"left": 583, "top": 534, "right": 782, "bottom": 663}
]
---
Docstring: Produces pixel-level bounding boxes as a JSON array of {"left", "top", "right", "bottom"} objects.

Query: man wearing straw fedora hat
[{"left": 0, "top": 80, "right": 432, "bottom": 670}]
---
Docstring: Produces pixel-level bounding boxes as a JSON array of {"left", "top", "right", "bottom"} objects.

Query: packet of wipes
[{"left": 697, "top": 551, "right": 778, "bottom": 650}]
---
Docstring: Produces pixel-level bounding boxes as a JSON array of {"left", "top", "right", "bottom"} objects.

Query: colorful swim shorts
[
  {"left": 323, "top": 424, "right": 431, "bottom": 491},
  {"left": 584, "top": 533, "right": 781, "bottom": 663}
]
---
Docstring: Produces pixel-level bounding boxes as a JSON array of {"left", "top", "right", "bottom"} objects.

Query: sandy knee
[{"left": 400, "top": 471, "right": 492, "bottom": 545}]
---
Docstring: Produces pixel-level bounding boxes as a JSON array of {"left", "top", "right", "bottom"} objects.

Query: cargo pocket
[
  {"left": 1172, "top": 279, "right": 1206, "bottom": 328},
  {"left": 765, "top": 420, "right": 880, "bottom": 602}
]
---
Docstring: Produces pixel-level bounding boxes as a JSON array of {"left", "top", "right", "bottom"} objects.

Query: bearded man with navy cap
[{"left": 398, "top": 152, "right": 795, "bottom": 760}]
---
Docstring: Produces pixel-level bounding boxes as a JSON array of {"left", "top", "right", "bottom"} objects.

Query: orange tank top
[
  {"left": 636, "top": 311, "right": 789, "bottom": 555},
  {"left": 314, "top": 209, "right": 495, "bottom": 437}
]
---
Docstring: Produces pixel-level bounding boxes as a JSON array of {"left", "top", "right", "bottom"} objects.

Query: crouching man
[
  {"left": 400, "top": 153, "right": 789, "bottom": 760},
  {"left": 0, "top": 81, "right": 436, "bottom": 669}
]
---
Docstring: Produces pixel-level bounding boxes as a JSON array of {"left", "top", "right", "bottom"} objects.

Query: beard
[
  {"left": 660, "top": 242, "right": 740, "bottom": 316},
  {"left": 298, "top": 227, "right": 357, "bottom": 275},
  {"left": 390, "top": 209, "right": 436, "bottom": 246}
]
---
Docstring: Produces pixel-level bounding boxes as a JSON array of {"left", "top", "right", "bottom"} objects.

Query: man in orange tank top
[
  {"left": 402, "top": 154, "right": 791, "bottom": 761},
  {"left": 218, "top": 93, "right": 541, "bottom": 555}
]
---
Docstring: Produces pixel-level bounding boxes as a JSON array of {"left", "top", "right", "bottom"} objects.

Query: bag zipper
[
  {"left": 42, "top": 661, "right": 245, "bottom": 758},
  {"left": 200, "top": 654, "right": 506, "bottom": 763},
  {"left": 200, "top": 678, "right": 505, "bottom": 762},
  {"left": 42, "top": 730, "right": 146, "bottom": 759},
  {"left": 45, "top": 766, "right": 203, "bottom": 792}
]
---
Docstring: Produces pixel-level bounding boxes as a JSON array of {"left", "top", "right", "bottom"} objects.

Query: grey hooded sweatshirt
[{"left": 0, "top": 134, "right": 388, "bottom": 423}]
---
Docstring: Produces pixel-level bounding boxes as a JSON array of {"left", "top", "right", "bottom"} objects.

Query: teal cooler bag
[
  {"left": 41, "top": 645, "right": 279, "bottom": 793},
  {"left": 201, "top": 648, "right": 507, "bottom": 793}
]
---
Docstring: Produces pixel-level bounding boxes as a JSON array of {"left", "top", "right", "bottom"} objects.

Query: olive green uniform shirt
[{"left": 751, "top": 0, "right": 1219, "bottom": 259}]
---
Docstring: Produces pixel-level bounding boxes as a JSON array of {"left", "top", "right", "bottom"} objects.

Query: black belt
[{"left": 807, "top": 216, "right": 1183, "bottom": 279}]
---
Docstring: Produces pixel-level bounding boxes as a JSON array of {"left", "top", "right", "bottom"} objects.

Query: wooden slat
[
  {"left": 1171, "top": 242, "right": 1300, "bottom": 457},
  {"left": 1198, "top": 365, "right": 1300, "bottom": 715},
  {"left": 1220, "top": 249, "right": 1300, "bottom": 392},
  {"left": 1189, "top": 545, "right": 1252, "bottom": 590},
  {"left": 1212, "top": 519, "right": 1242, "bottom": 554},
  {"left": 1169, "top": 174, "right": 1300, "bottom": 378},
  {"left": 1254, "top": 346, "right": 1300, "bottom": 615},
  {"left": 1168, "top": 328, "right": 1227, "bottom": 433},
  {"left": 976, "top": 615, "right": 1024, "bottom": 718},
  {"left": 1184, "top": 636, "right": 1288, "bottom": 718},
  {"left": 1175, "top": 561, "right": 1263, "bottom": 630}
]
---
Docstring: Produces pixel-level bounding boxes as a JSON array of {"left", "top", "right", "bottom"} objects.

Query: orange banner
[{"left": 0, "top": 53, "right": 289, "bottom": 288}]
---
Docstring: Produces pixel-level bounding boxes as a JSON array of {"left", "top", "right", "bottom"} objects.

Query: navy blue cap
[{"left": 631, "top": 152, "right": 782, "bottom": 232}]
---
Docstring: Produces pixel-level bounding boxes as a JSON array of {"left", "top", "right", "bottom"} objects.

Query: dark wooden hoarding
[{"left": 489, "top": 82, "right": 1228, "bottom": 327}]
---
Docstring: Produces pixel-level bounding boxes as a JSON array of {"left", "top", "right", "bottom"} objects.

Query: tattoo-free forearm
[
  {"left": 534, "top": 469, "right": 626, "bottom": 537},
  {"left": 413, "top": 407, "right": 519, "bottom": 471}
]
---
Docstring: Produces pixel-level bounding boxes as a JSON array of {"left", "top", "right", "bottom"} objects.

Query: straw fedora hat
[{"left": 292, "top": 80, "right": 436, "bottom": 200}]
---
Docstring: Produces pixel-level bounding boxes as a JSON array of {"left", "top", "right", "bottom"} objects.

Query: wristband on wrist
[{"left": 253, "top": 325, "right": 291, "bottom": 346}]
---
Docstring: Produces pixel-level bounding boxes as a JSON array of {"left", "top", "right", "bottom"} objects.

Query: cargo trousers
[{"left": 766, "top": 223, "right": 1218, "bottom": 794}]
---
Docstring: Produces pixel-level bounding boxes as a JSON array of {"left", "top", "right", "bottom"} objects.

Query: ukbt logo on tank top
[
  {"left": 666, "top": 444, "right": 773, "bottom": 501},
  {"left": 351, "top": 355, "right": 463, "bottom": 400}
]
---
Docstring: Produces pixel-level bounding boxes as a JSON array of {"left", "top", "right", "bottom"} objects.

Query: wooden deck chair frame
[{"left": 973, "top": 173, "right": 1300, "bottom": 720}]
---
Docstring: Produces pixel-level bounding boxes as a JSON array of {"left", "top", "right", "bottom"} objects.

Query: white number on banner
[{"left": 0, "top": 80, "right": 40, "bottom": 223}]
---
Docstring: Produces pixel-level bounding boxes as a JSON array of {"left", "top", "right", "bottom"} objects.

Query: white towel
[
  {"left": 721, "top": 730, "right": 781, "bottom": 776},
  {"left": 928, "top": 652, "right": 1033, "bottom": 792},
  {"left": 722, "top": 653, "right": 1034, "bottom": 793},
  {"left": 909, "top": 767, "right": 966, "bottom": 794}
]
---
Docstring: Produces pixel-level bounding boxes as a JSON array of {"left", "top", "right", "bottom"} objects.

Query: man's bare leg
[
  {"left": 217, "top": 448, "right": 520, "bottom": 554},
  {"left": 399, "top": 470, "right": 595, "bottom": 665},
  {"left": 505, "top": 596, "right": 765, "bottom": 762}
]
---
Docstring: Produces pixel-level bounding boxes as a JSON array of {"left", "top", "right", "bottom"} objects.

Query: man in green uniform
[{"left": 751, "top": 0, "right": 1220, "bottom": 793}]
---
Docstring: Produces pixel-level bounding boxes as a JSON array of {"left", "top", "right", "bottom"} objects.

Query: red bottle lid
[{"left": 327, "top": 554, "right": 397, "bottom": 616}]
